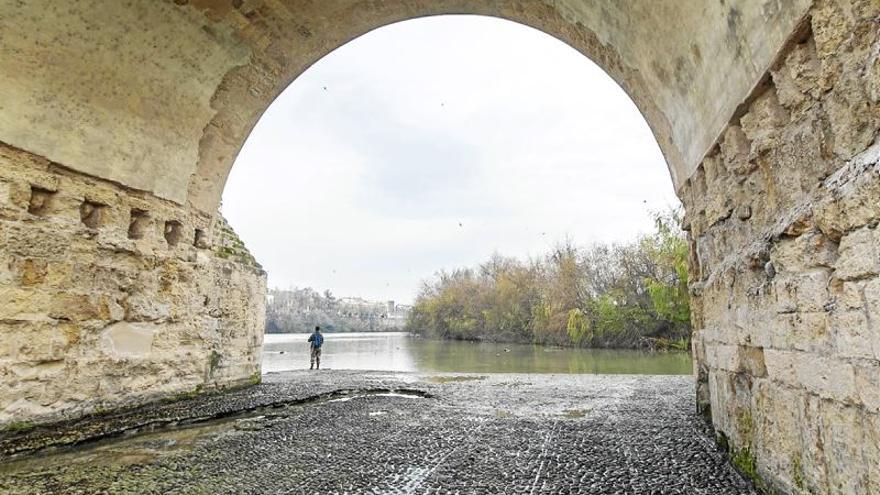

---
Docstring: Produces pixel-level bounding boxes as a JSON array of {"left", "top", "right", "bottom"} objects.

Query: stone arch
[
  {"left": 0, "top": 0, "right": 810, "bottom": 213},
  {"left": 185, "top": 3, "right": 681, "bottom": 214},
  {"left": 3, "top": 1, "right": 880, "bottom": 493}
]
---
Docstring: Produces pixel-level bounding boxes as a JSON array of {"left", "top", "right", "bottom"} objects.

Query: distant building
[{"left": 265, "top": 287, "right": 411, "bottom": 333}]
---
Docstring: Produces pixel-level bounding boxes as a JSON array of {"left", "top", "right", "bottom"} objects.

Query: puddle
[{"left": 0, "top": 416, "right": 240, "bottom": 475}]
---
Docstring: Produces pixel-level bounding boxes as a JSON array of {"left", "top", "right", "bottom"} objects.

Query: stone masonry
[
  {"left": 0, "top": 142, "right": 267, "bottom": 427},
  {"left": 685, "top": 1, "right": 880, "bottom": 493},
  {"left": 0, "top": 1, "right": 878, "bottom": 493}
]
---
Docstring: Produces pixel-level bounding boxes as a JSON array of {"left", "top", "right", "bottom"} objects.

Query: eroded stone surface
[
  {"left": 100, "top": 322, "right": 156, "bottom": 357},
  {"left": 685, "top": 2, "right": 880, "bottom": 492},
  {"left": 0, "top": 143, "right": 267, "bottom": 427},
  {"left": 0, "top": 371, "right": 756, "bottom": 495}
]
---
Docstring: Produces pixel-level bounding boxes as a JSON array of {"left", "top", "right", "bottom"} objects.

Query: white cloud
[{"left": 221, "top": 15, "right": 680, "bottom": 303}]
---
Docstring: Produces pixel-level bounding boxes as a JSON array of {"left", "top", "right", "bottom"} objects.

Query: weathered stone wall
[
  {"left": 685, "top": 1, "right": 880, "bottom": 493},
  {"left": 1, "top": 1, "right": 878, "bottom": 492},
  {"left": 0, "top": 142, "right": 267, "bottom": 427}
]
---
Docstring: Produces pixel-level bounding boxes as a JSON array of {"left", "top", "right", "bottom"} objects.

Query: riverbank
[
  {"left": 0, "top": 371, "right": 755, "bottom": 494},
  {"left": 415, "top": 332, "right": 692, "bottom": 352}
]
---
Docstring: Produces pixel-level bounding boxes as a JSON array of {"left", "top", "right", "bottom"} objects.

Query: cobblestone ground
[{"left": 0, "top": 371, "right": 757, "bottom": 494}]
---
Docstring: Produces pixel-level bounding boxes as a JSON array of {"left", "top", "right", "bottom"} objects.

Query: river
[{"left": 262, "top": 331, "right": 692, "bottom": 375}]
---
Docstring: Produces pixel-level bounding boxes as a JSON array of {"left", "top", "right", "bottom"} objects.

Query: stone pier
[{"left": 0, "top": 143, "right": 267, "bottom": 426}]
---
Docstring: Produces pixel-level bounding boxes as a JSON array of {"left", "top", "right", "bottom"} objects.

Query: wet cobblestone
[{"left": 0, "top": 372, "right": 757, "bottom": 494}]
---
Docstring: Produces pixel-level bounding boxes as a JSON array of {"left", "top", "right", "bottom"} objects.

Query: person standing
[{"left": 307, "top": 326, "right": 324, "bottom": 370}]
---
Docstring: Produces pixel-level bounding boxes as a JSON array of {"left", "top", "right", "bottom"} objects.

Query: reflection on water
[{"left": 262, "top": 332, "right": 692, "bottom": 375}]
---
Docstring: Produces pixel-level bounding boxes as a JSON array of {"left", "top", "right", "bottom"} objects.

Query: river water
[{"left": 262, "top": 332, "right": 692, "bottom": 375}]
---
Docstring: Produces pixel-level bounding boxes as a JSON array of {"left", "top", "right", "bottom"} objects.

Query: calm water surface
[{"left": 262, "top": 332, "right": 692, "bottom": 375}]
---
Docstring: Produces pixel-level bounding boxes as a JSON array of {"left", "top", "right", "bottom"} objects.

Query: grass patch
[
  {"left": 792, "top": 454, "right": 805, "bottom": 491},
  {"left": 2, "top": 421, "right": 35, "bottom": 433},
  {"left": 732, "top": 447, "right": 758, "bottom": 481}
]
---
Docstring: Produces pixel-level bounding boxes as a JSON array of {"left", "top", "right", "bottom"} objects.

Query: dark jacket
[{"left": 308, "top": 332, "right": 324, "bottom": 349}]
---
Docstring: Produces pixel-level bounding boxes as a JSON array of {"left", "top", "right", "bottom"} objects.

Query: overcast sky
[{"left": 221, "top": 15, "right": 680, "bottom": 304}]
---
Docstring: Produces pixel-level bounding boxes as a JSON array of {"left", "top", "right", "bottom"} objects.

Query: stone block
[
  {"left": 48, "top": 293, "right": 111, "bottom": 322},
  {"left": 839, "top": 280, "right": 865, "bottom": 310},
  {"left": 869, "top": 44, "right": 880, "bottom": 103},
  {"left": 740, "top": 89, "right": 790, "bottom": 158},
  {"left": 771, "top": 38, "right": 821, "bottom": 110},
  {"left": 791, "top": 312, "right": 831, "bottom": 354},
  {"left": 794, "top": 269, "right": 831, "bottom": 312},
  {"left": 814, "top": 6, "right": 880, "bottom": 158},
  {"left": 753, "top": 380, "right": 803, "bottom": 490},
  {"left": 772, "top": 275, "right": 798, "bottom": 314},
  {"left": 865, "top": 412, "right": 880, "bottom": 493},
  {"left": 764, "top": 349, "right": 799, "bottom": 386},
  {"left": 8, "top": 360, "right": 65, "bottom": 382},
  {"left": 0, "top": 255, "right": 12, "bottom": 286},
  {"left": 829, "top": 309, "right": 876, "bottom": 360},
  {"left": 0, "top": 180, "right": 11, "bottom": 209},
  {"left": 124, "top": 295, "right": 172, "bottom": 322},
  {"left": 834, "top": 227, "right": 879, "bottom": 280},
  {"left": 819, "top": 400, "right": 870, "bottom": 493},
  {"left": 16, "top": 321, "right": 76, "bottom": 364},
  {"left": 720, "top": 125, "right": 751, "bottom": 175},
  {"left": 0, "top": 287, "right": 52, "bottom": 321},
  {"left": 100, "top": 323, "right": 156, "bottom": 358},
  {"left": 811, "top": 0, "right": 856, "bottom": 89},
  {"left": 798, "top": 396, "right": 829, "bottom": 493},
  {"left": 4, "top": 181, "right": 32, "bottom": 211},
  {"left": 764, "top": 350, "right": 857, "bottom": 402},
  {"left": 708, "top": 369, "right": 734, "bottom": 434},
  {"left": 770, "top": 231, "right": 837, "bottom": 273},
  {"left": 862, "top": 277, "right": 880, "bottom": 323},
  {"left": 825, "top": 83, "right": 879, "bottom": 160},
  {"left": 814, "top": 146, "right": 880, "bottom": 236},
  {"left": 738, "top": 345, "right": 767, "bottom": 377},
  {"left": 5, "top": 224, "right": 72, "bottom": 259},
  {"left": 764, "top": 312, "right": 821, "bottom": 352},
  {"left": 16, "top": 258, "right": 48, "bottom": 286},
  {"left": 854, "top": 363, "right": 880, "bottom": 412},
  {"left": 734, "top": 306, "right": 774, "bottom": 347}
]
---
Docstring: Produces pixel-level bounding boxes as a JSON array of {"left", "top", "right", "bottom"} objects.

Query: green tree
[
  {"left": 406, "top": 208, "right": 691, "bottom": 350},
  {"left": 643, "top": 209, "right": 691, "bottom": 327}
]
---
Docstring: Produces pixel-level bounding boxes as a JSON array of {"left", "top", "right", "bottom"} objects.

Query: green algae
[{"left": 2, "top": 421, "right": 35, "bottom": 433}]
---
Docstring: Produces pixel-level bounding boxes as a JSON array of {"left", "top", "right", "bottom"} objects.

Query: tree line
[{"left": 405, "top": 210, "right": 690, "bottom": 350}]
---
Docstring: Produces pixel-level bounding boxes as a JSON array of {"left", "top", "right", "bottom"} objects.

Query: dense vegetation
[{"left": 406, "top": 210, "right": 690, "bottom": 350}]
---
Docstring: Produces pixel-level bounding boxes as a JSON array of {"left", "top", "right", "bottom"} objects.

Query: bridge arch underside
[{"left": 0, "top": 0, "right": 878, "bottom": 492}]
